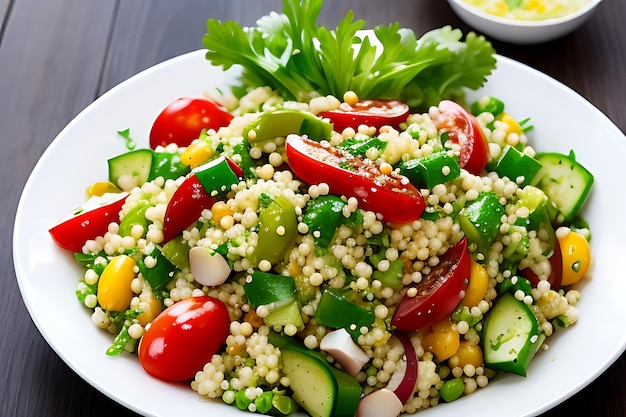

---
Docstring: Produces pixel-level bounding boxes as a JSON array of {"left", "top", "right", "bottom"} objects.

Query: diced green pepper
[
  {"left": 499, "top": 275, "right": 532, "bottom": 298},
  {"left": 458, "top": 191, "right": 505, "bottom": 253},
  {"left": 399, "top": 152, "right": 461, "bottom": 189},
  {"left": 514, "top": 186, "right": 556, "bottom": 256},
  {"left": 160, "top": 235, "right": 191, "bottom": 270},
  {"left": 371, "top": 258, "right": 404, "bottom": 291},
  {"left": 252, "top": 194, "right": 297, "bottom": 265},
  {"left": 470, "top": 96, "right": 505, "bottom": 117},
  {"left": 244, "top": 109, "right": 333, "bottom": 142},
  {"left": 192, "top": 156, "right": 239, "bottom": 197},
  {"left": 232, "top": 141, "right": 257, "bottom": 179},
  {"left": 302, "top": 195, "right": 345, "bottom": 248},
  {"left": 264, "top": 299, "right": 304, "bottom": 330},
  {"left": 137, "top": 247, "right": 177, "bottom": 291},
  {"left": 118, "top": 200, "right": 151, "bottom": 238},
  {"left": 493, "top": 145, "right": 542, "bottom": 187},
  {"left": 244, "top": 270, "right": 297, "bottom": 308},
  {"left": 314, "top": 287, "right": 375, "bottom": 341}
]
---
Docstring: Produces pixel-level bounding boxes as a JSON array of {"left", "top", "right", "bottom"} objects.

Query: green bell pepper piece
[
  {"left": 244, "top": 109, "right": 333, "bottom": 142},
  {"left": 119, "top": 200, "right": 151, "bottom": 238},
  {"left": 470, "top": 96, "right": 505, "bottom": 117},
  {"left": 252, "top": 193, "right": 297, "bottom": 265},
  {"left": 302, "top": 195, "right": 345, "bottom": 249},
  {"left": 244, "top": 270, "right": 297, "bottom": 308},
  {"left": 493, "top": 145, "right": 542, "bottom": 187},
  {"left": 399, "top": 152, "right": 461, "bottom": 189},
  {"left": 160, "top": 235, "right": 190, "bottom": 270},
  {"left": 314, "top": 287, "right": 375, "bottom": 341},
  {"left": 137, "top": 247, "right": 177, "bottom": 291},
  {"left": 458, "top": 191, "right": 505, "bottom": 253}
]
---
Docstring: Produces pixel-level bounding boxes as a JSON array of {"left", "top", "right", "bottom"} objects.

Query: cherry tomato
[
  {"left": 49, "top": 192, "right": 128, "bottom": 252},
  {"left": 284, "top": 135, "right": 425, "bottom": 223},
  {"left": 319, "top": 99, "right": 409, "bottom": 132},
  {"left": 520, "top": 241, "right": 563, "bottom": 290},
  {"left": 162, "top": 174, "right": 216, "bottom": 243},
  {"left": 391, "top": 237, "right": 471, "bottom": 331},
  {"left": 435, "top": 100, "right": 489, "bottom": 175},
  {"left": 557, "top": 230, "right": 591, "bottom": 286},
  {"left": 149, "top": 96, "right": 233, "bottom": 149},
  {"left": 138, "top": 295, "right": 230, "bottom": 381}
]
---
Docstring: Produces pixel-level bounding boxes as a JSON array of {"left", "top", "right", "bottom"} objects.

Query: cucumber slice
[
  {"left": 530, "top": 150, "right": 594, "bottom": 224},
  {"left": 108, "top": 149, "right": 154, "bottom": 190},
  {"left": 482, "top": 292, "right": 545, "bottom": 376},
  {"left": 281, "top": 348, "right": 337, "bottom": 417}
]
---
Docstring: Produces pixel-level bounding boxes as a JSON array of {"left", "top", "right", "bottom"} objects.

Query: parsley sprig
[{"left": 202, "top": 0, "right": 496, "bottom": 110}]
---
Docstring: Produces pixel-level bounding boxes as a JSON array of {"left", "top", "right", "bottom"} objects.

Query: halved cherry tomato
[
  {"left": 149, "top": 96, "right": 233, "bottom": 149},
  {"left": 520, "top": 240, "right": 563, "bottom": 290},
  {"left": 319, "top": 99, "right": 409, "bottom": 132},
  {"left": 391, "top": 237, "right": 471, "bottom": 331},
  {"left": 49, "top": 192, "right": 128, "bottom": 252},
  {"left": 162, "top": 174, "right": 216, "bottom": 244},
  {"left": 435, "top": 100, "right": 489, "bottom": 175},
  {"left": 138, "top": 295, "right": 230, "bottom": 381},
  {"left": 284, "top": 135, "right": 425, "bottom": 223},
  {"left": 558, "top": 230, "right": 591, "bottom": 286}
]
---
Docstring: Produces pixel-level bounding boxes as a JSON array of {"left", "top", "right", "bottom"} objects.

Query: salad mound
[{"left": 48, "top": 1, "right": 594, "bottom": 416}]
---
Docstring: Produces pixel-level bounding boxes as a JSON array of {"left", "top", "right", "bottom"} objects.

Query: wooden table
[{"left": 2, "top": 1, "right": 624, "bottom": 416}]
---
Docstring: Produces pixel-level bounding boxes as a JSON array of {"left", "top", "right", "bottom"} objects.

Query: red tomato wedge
[
  {"left": 319, "top": 99, "right": 409, "bottom": 132},
  {"left": 162, "top": 174, "right": 216, "bottom": 243},
  {"left": 391, "top": 237, "right": 471, "bottom": 331},
  {"left": 138, "top": 295, "right": 230, "bottom": 381},
  {"left": 284, "top": 135, "right": 425, "bottom": 223},
  {"left": 149, "top": 96, "right": 233, "bottom": 149},
  {"left": 49, "top": 192, "right": 128, "bottom": 252},
  {"left": 435, "top": 100, "right": 489, "bottom": 175}
]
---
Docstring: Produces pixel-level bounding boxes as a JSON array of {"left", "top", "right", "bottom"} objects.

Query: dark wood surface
[{"left": 2, "top": 1, "right": 624, "bottom": 416}]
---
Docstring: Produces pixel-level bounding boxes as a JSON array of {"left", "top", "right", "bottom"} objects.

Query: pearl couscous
[{"left": 57, "top": 88, "right": 592, "bottom": 416}]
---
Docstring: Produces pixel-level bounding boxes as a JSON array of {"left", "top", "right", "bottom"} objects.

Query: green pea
[{"left": 439, "top": 377, "right": 465, "bottom": 403}]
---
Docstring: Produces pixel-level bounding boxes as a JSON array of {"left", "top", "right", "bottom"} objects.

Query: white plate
[{"left": 14, "top": 49, "right": 626, "bottom": 417}]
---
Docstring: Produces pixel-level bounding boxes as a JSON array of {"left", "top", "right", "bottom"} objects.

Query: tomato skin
[
  {"left": 284, "top": 135, "right": 425, "bottom": 223},
  {"left": 319, "top": 99, "right": 410, "bottom": 132},
  {"left": 162, "top": 174, "right": 216, "bottom": 243},
  {"left": 435, "top": 100, "right": 489, "bottom": 175},
  {"left": 138, "top": 295, "right": 230, "bottom": 382},
  {"left": 149, "top": 96, "right": 233, "bottom": 149},
  {"left": 49, "top": 192, "right": 128, "bottom": 252},
  {"left": 391, "top": 238, "right": 471, "bottom": 331}
]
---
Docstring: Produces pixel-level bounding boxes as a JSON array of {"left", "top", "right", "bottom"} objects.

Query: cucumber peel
[{"left": 530, "top": 150, "right": 594, "bottom": 224}]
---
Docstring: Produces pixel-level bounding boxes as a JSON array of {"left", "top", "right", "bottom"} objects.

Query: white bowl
[{"left": 447, "top": 0, "right": 602, "bottom": 44}]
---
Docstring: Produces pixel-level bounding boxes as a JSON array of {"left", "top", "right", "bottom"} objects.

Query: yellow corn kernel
[
  {"left": 211, "top": 201, "right": 234, "bottom": 224},
  {"left": 86, "top": 181, "right": 121, "bottom": 198},
  {"left": 136, "top": 295, "right": 163, "bottom": 326},
  {"left": 97, "top": 255, "right": 137, "bottom": 312},
  {"left": 461, "top": 260, "right": 489, "bottom": 308},
  {"left": 454, "top": 340, "right": 484, "bottom": 369},
  {"left": 422, "top": 318, "right": 460, "bottom": 362},
  {"left": 181, "top": 140, "right": 214, "bottom": 168},
  {"left": 497, "top": 112, "right": 523, "bottom": 136}
]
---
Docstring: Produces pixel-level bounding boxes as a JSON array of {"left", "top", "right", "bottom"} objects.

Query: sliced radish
[
  {"left": 356, "top": 388, "right": 404, "bottom": 417},
  {"left": 189, "top": 247, "right": 231, "bottom": 286},
  {"left": 320, "top": 328, "right": 370, "bottom": 377}
]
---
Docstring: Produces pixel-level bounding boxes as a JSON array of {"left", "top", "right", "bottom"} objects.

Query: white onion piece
[
  {"left": 356, "top": 388, "right": 404, "bottom": 417},
  {"left": 188, "top": 247, "right": 231, "bottom": 287},
  {"left": 319, "top": 328, "right": 370, "bottom": 377}
]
